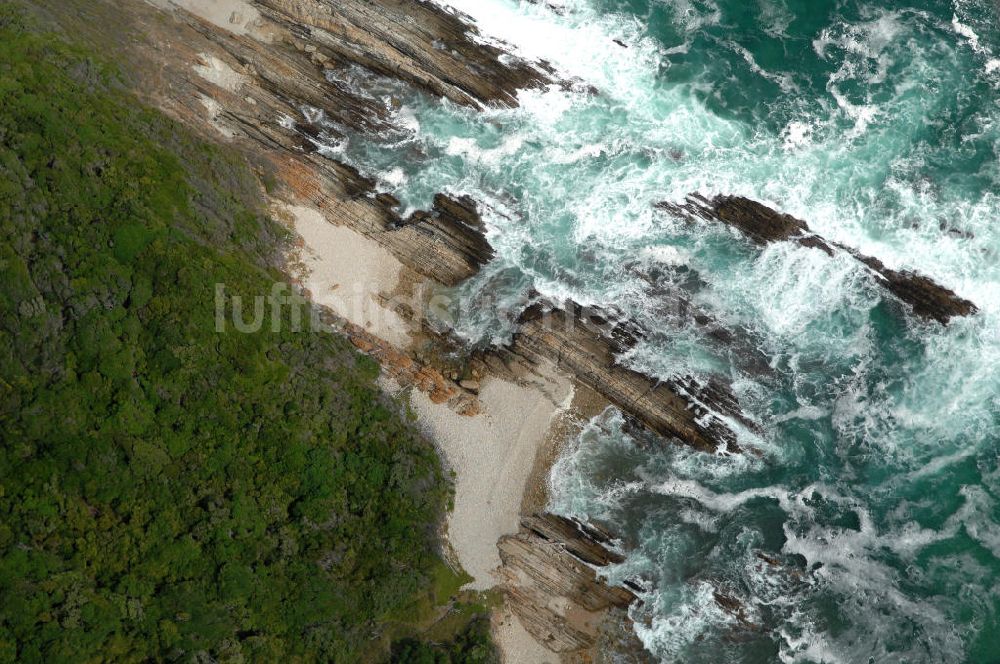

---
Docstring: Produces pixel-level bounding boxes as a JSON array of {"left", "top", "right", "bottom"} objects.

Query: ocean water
[{"left": 308, "top": 1, "right": 1000, "bottom": 661}]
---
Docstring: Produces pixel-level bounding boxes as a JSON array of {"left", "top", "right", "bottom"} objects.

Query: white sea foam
[
  {"left": 310, "top": 1, "right": 1000, "bottom": 660},
  {"left": 631, "top": 580, "right": 734, "bottom": 658}
]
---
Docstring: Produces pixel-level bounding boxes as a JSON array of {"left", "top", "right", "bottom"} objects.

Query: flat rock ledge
[{"left": 658, "top": 194, "right": 978, "bottom": 325}]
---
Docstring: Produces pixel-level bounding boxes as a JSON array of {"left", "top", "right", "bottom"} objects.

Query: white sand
[
  {"left": 193, "top": 54, "right": 247, "bottom": 92},
  {"left": 403, "top": 370, "right": 573, "bottom": 590},
  {"left": 284, "top": 205, "right": 413, "bottom": 348},
  {"left": 196, "top": 95, "right": 235, "bottom": 138},
  {"left": 282, "top": 201, "right": 567, "bottom": 660}
]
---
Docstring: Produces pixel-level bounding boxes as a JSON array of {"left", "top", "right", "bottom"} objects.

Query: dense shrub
[
  {"left": 391, "top": 618, "right": 498, "bottom": 664},
  {"left": 0, "top": 9, "right": 450, "bottom": 661}
]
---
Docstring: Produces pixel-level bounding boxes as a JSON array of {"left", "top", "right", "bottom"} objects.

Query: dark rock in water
[
  {"left": 625, "top": 260, "right": 774, "bottom": 376},
  {"left": 846, "top": 249, "right": 978, "bottom": 326},
  {"left": 391, "top": 193, "right": 494, "bottom": 285},
  {"left": 521, "top": 512, "right": 625, "bottom": 566},
  {"left": 658, "top": 193, "right": 828, "bottom": 249},
  {"left": 666, "top": 374, "right": 763, "bottom": 436},
  {"left": 657, "top": 194, "right": 978, "bottom": 325},
  {"left": 522, "top": 0, "right": 569, "bottom": 16}
]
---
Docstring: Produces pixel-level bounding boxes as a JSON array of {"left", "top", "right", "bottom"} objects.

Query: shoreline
[
  {"left": 281, "top": 201, "right": 647, "bottom": 662},
  {"left": 39, "top": 1, "right": 647, "bottom": 658},
  {"left": 281, "top": 201, "right": 574, "bottom": 660}
]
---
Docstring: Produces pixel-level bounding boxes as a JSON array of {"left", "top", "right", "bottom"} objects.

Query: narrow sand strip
[{"left": 283, "top": 202, "right": 570, "bottom": 660}]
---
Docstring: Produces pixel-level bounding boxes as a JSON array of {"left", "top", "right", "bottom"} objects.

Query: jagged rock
[
  {"left": 506, "top": 301, "right": 751, "bottom": 453},
  {"left": 498, "top": 513, "right": 639, "bottom": 655},
  {"left": 393, "top": 193, "right": 495, "bottom": 285},
  {"left": 498, "top": 533, "right": 634, "bottom": 615},
  {"left": 666, "top": 374, "right": 763, "bottom": 436},
  {"left": 254, "top": 0, "right": 552, "bottom": 109},
  {"left": 520, "top": 513, "right": 625, "bottom": 567},
  {"left": 658, "top": 194, "right": 978, "bottom": 324}
]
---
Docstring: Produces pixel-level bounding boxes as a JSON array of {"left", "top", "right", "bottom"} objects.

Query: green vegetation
[
  {"left": 391, "top": 617, "right": 497, "bottom": 664},
  {"left": 0, "top": 8, "right": 492, "bottom": 661}
]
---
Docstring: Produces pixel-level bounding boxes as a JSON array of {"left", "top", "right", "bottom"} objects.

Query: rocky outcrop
[
  {"left": 42, "top": 0, "right": 759, "bottom": 456},
  {"left": 498, "top": 513, "right": 646, "bottom": 657},
  {"left": 505, "top": 301, "right": 756, "bottom": 453},
  {"left": 658, "top": 194, "right": 978, "bottom": 325},
  {"left": 29, "top": 4, "right": 762, "bottom": 660},
  {"left": 394, "top": 193, "right": 496, "bottom": 285},
  {"left": 254, "top": 0, "right": 551, "bottom": 109},
  {"left": 501, "top": 515, "right": 797, "bottom": 658},
  {"left": 520, "top": 513, "right": 626, "bottom": 567},
  {"left": 32, "top": 0, "right": 529, "bottom": 289}
]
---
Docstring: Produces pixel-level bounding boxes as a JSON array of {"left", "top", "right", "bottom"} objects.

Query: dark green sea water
[{"left": 310, "top": 1, "right": 1000, "bottom": 660}]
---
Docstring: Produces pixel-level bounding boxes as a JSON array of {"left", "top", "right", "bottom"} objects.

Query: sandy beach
[
  {"left": 401, "top": 368, "right": 573, "bottom": 590},
  {"left": 282, "top": 202, "right": 574, "bottom": 661}
]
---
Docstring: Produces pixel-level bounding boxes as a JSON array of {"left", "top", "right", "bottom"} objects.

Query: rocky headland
[{"left": 23, "top": 1, "right": 980, "bottom": 661}]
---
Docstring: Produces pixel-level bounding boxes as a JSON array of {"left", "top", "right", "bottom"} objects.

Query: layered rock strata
[
  {"left": 505, "top": 302, "right": 756, "bottom": 453},
  {"left": 28, "top": 1, "right": 761, "bottom": 659},
  {"left": 498, "top": 513, "right": 647, "bottom": 658}
]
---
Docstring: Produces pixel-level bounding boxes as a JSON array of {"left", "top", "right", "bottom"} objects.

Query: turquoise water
[{"left": 313, "top": 1, "right": 1000, "bottom": 661}]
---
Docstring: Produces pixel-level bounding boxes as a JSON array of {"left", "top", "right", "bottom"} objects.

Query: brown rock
[
  {"left": 498, "top": 513, "right": 640, "bottom": 656},
  {"left": 506, "top": 302, "right": 750, "bottom": 452}
]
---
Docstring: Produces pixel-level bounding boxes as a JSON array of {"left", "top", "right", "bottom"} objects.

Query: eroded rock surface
[
  {"left": 498, "top": 513, "right": 647, "bottom": 658},
  {"left": 255, "top": 0, "right": 552, "bottom": 109},
  {"left": 506, "top": 302, "right": 753, "bottom": 453},
  {"left": 28, "top": 4, "right": 769, "bottom": 660},
  {"left": 658, "top": 194, "right": 978, "bottom": 324}
]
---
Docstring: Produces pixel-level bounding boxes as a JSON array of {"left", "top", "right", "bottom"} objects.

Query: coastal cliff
[{"left": 23, "top": 0, "right": 980, "bottom": 660}]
